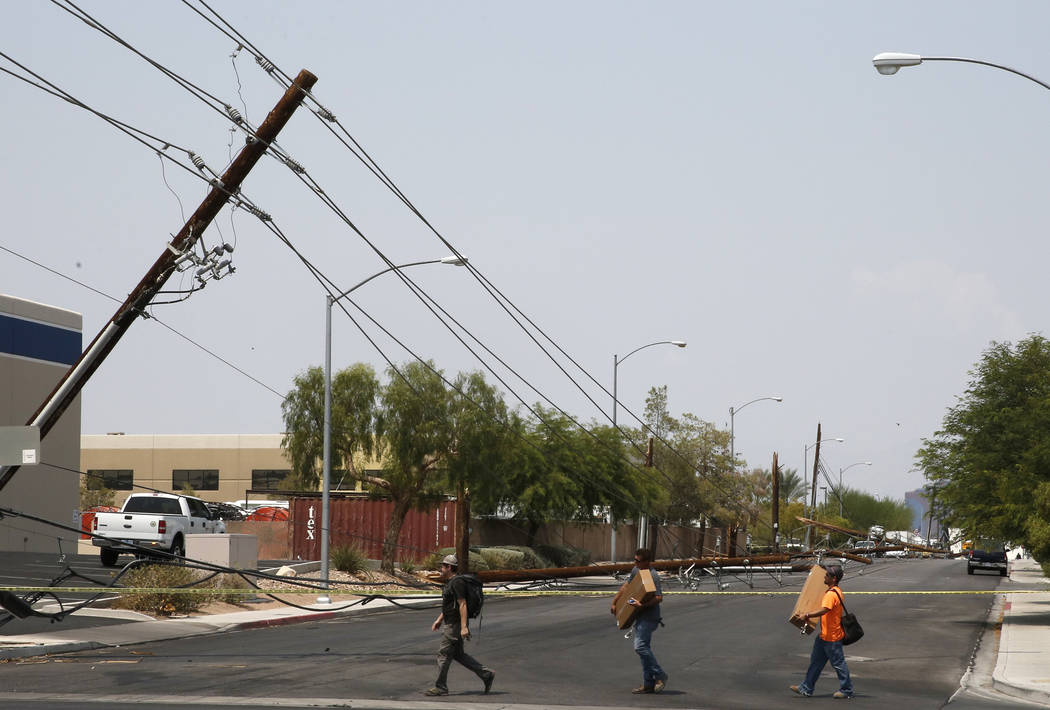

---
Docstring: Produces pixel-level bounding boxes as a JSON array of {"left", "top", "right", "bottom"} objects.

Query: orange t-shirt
[{"left": 819, "top": 586, "right": 844, "bottom": 642}]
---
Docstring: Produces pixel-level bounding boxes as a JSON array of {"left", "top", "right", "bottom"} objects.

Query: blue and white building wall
[{"left": 0, "top": 294, "right": 81, "bottom": 552}]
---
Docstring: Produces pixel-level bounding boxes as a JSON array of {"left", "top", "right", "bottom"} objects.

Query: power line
[{"left": 10, "top": 9, "right": 768, "bottom": 535}]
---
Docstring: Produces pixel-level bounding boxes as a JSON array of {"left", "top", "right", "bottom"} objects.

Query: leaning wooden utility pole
[
  {"left": 804, "top": 422, "right": 822, "bottom": 550},
  {"left": 0, "top": 69, "right": 318, "bottom": 492}
]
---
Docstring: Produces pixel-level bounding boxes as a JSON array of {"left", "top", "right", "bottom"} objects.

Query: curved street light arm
[
  {"left": 731, "top": 396, "right": 783, "bottom": 415},
  {"left": 921, "top": 57, "right": 1050, "bottom": 92},
  {"left": 331, "top": 257, "right": 463, "bottom": 304},
  {"left": 617, "top": 339, "right": 687, "bottom": 366}
]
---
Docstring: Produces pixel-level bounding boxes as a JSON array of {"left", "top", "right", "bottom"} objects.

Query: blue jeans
[
  {"left": 633, "top": 617, "right": 666, "bottom": 687},
  {"left": 799, "top": 636, "right": 853, "bottom": 696}
]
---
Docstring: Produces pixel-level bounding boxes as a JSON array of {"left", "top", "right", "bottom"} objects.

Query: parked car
[
  {"left": 853, "top": 540, "right": 876, "bottom": 556},
  {"left": 91, "top": 492, "right": 226, "bottom": 567},
  {"left": 967, "top": 547, "right": 1008, "bottom": 576}
]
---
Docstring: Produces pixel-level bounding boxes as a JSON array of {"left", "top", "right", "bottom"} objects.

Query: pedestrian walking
[
  {"left": 610, "top": 548, "right": 668, "bottom": 694},
  {"left": 424, "top": 554, "right": 495, "bottom": 697},
  {"left": 790, "top": 564, "right": 855, "bottom": 699}
]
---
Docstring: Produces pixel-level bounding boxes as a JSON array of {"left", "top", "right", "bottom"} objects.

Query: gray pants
[{"left": 435, "top": 623, "right": 489, "bottom": 690}]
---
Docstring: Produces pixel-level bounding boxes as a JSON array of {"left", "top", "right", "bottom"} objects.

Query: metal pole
[
  {"left": 318, "top": 256, "right": 465, "bottom": 596},
  {"left": 729, "top": 406, "right": 735, "bottom": 472},
  {"left": 318, "top": 294, "right": 334, "bottom": 603},
  {"left": 610, "top": 354, "right": 618, "bottom": 563}
]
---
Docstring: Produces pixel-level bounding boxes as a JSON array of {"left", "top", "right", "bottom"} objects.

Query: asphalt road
[{"left": 0, "top": 557, "right": 1037, "bottom": 709}]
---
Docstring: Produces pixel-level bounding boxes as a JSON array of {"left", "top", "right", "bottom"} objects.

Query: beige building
[
  {"left": 0, "top": 294, "right": 81, "bottom": 552},
  {"left": 81, "top": 433, "right": 367, "bottom": 507}
]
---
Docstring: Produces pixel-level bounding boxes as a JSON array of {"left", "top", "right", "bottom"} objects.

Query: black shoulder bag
[{"left": 832, "top": 588, "right": 863, "bottom": 645}]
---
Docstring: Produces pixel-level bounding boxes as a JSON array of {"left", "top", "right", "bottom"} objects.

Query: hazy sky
[{"left": 3, "top": 1, "right": 1048, "bottom": 503}]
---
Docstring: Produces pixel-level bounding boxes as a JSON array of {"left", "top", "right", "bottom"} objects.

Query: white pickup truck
[{"left": 91, "top": 492, "right": 226, "bottom": 567}]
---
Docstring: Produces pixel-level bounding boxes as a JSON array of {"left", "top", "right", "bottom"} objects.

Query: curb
[{"left": 231, "top": 611, "right": 337, "bottom": 631}]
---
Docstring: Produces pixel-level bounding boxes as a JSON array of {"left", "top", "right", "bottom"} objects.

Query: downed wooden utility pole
[
  {"left": 771, "top": 451, "right": 780, "bottom": 553},
  {"left": 0, "top": 69, "right": 318, "bottom": 492}
]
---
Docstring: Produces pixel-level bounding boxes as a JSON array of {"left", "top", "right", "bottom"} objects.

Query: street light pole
[
  {"left": 609, "top": 339, "right": 686, "bottom": 560},
  {"left": 837, "top": 461, "right": 872, "bottom": 518},
  {"left": 728, "top": 396, "right": 782, "bottom": 472},
  {"left": 318, "top": 255, "right": 467, "bottom": 603}
]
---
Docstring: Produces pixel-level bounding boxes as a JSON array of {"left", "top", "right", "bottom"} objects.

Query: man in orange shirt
[{"left": 790, "top": 564, "right": 854, "bottom": 699}]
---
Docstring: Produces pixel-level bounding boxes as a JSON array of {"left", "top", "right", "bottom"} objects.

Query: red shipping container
[{"left": 289, "top": 496, "right": 456, "bottom": 563}]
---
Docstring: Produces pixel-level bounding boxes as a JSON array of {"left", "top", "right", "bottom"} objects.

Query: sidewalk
[{"left": 992, "top": 557, "right": 1050, "bottom": 704}]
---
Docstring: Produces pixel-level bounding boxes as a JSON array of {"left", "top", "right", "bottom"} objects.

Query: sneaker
[
  {"left": 632, "top": 685, "right": 655, "bottom": 694},
  {"left": 790, "top": 685, "right": 812, "bottom": 697},
  {"left": 833, "top": 691, "right": 854, "bottom": 699},
  {"left": 654, "top": 674, "right": 668, "bottom": 693},
  {"left": 423, "top": 687, "right": 448, "bottom": 696},
  {"left": 482, "top": 671, "right": 495, "bottom": 694}
]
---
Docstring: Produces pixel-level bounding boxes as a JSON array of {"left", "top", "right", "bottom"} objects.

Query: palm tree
[{"left": 777, "top": 467, "right": 807, "bottom": 502}]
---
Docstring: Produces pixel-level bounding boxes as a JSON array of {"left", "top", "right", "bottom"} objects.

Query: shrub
[
  {"left": 111, "top": 563, "right": 208, "bottom": 615},
  {"left": 206, "top": 573, "right": 255, "bottom": 604},
  {"left": 497, "top": 545, "right": 553, "bottom": 569},
  {"left": 331, "top": 543, "right": 370, "bottom": 574},
  {"left": 479, "top": 547, "right": 526, "bottom": 570},
  {"left": 399, "top": 558, "right": 417, "bottom": 575},
  {"left": 435, "top": 547, "right": 490, "bottom": 572},
  {"left": 422, "top": 550, "right": 444, "bottom": 571},
  {"left": 536, "top": 544, "right": 591, "bottom": 568}
]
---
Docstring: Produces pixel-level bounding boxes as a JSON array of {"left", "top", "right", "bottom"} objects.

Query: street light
[
  {"left": 802, "top": 437, "right": 843, "bottom": 549},
  {"left": 837, "top": 461, "right": 872, "bottom": 518},
  {"left": 318, "top": 255, "right": 467, "bottom": 603},
  {"left": 729, "top": 396, "right": 782, "bottom": 471},
  {"left": 610, "top": 339, "right": 686, "bottom": 561},
  {"left": 872, "top": 52, "right": 1050, "bottom": 91},
  {"left": 612, "top": 341, "right": 687, "bottom": 429}
]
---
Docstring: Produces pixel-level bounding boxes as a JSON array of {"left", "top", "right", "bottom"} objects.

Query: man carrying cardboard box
[{"left": 610, "top": 548, "right": 668, "bottom": 694}]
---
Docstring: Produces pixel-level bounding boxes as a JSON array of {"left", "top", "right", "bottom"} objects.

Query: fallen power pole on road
[
  {"left": 458, "top": 555, "right": 801, "bottom": 584},
  {"left": 0, "top": 68, "right": 318, "bottom": 492},
  {"left": 796, "top": 516, "right": 944, "bottom": 556}
]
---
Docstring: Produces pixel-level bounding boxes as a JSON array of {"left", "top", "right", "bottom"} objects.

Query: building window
[
  {"left": 251, "top": 469, "right": 289, "bottom": 490},
  {"left": 86, "top": 469, "right": 134, "bottom": 490},
  {"left": 172, "top": 469, "right": 219, "bottom": 491}
]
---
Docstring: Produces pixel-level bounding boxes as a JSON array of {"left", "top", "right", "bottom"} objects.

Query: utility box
[
  {"left": 614, "top": 568, "right": 658, "bottom": 629},
  {"left": 187, "top": 533, "right": 258, "bottom": 569},
  {"left": 789, "top": 564, "right": 828, "bottom": 634}
]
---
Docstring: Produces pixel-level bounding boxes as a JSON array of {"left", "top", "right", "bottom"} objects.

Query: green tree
[
  {"left": 501, "top": 407, "right": 661, "bottom": 545},
  {"left": 836, "top": 489, "right": 912, "bottom": 532},
  {"left": 445, "top": 371, "right": 519, "bottom": 514},
  {"left": 372, "top": 360, "right": 452, "bottom": 571},
  {"left": 916, "top": 335, "right": 1050, "bottom": 568},
  {"left": 80, "top": 477, "right": 115, "bottom": 509},
  {"left": 281, "top": 363, "right": 380, "bottom": 491}
]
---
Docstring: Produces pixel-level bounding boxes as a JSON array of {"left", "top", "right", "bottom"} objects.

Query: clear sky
[{"left": 3, "top": 1, "right": 1048, "bottom": 503}]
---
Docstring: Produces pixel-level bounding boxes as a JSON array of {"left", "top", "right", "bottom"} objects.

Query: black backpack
[{"left": 457, "top": 573, "right": 484, "bottom": 619}]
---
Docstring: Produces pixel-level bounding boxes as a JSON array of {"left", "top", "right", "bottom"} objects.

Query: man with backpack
[{"left": 424, "top": 554, "right": 495, "bottom": 697}]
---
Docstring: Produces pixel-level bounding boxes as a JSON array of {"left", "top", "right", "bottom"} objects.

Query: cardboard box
[
  {"left": 788, "top": 565, "right": 828, "bottom": 634},
  {"left": 615, "top": 568, "right": 658, "bottom": 629}
]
